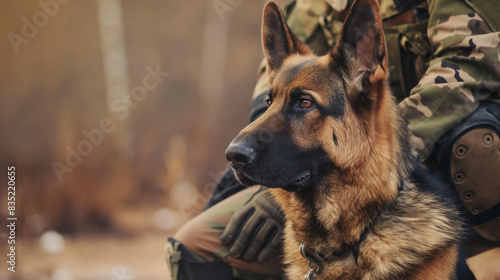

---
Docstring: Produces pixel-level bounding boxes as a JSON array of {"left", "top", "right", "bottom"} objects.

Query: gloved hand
[{"left": 220, "top": 187, "right": 284, "bottom": 262}]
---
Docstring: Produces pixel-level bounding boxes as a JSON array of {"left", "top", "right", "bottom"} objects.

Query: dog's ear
[
  {"left": 331, "top": 0, "right": 387, "bottom": 89},
  {"left": 262, "top": 1, "right": 311, "bottom": 84}
]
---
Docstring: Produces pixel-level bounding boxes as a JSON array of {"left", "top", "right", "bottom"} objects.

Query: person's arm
[
  {"left": 398, "top": 3, "right": 500, "bottom": 277},
  {"left": 399, "top": 0, "right": 500, "bottom": 158}
]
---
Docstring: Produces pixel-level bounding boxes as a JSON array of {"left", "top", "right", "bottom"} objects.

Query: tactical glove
[{"left": 220, "top": 187, "right": 284, "bottom": 262}]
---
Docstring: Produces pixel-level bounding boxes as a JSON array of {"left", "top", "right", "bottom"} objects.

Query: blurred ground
[
  {"left": 15, "top": 233, "right": 169, "bottom": 280},
  {"left": 0, "top": 0, "right": 284, "bottom": 279},
  {"left": 2, "top": 207, "right": 171, "bottom": 280}
]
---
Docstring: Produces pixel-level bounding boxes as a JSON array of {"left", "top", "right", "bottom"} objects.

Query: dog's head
[{"left": 226, "top": 0, "right": 410, "bottom": 192}]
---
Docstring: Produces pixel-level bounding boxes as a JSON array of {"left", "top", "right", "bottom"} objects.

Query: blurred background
[{"left": 0, "top": 0, "right": 285, "bottom": 279}]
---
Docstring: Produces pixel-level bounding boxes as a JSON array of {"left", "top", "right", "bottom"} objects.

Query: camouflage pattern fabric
[
  {"left": 402, "top": 0, "right": 500, "bottom": 157},
  {"left": 252, "top": 0, "right": 500, "bottom": 159},
  {"left": 172, "top": 187, "right": 283, "bottom": 280}
]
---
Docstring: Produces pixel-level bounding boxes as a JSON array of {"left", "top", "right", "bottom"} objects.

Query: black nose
[{"left": 225, "top": 142, "right": 255, "bottom": 167}]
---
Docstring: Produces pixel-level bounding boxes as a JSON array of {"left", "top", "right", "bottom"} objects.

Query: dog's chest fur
[
  {"left": 226, "top": 0, "right": 467, "bottom": 278},
  {"left": 272, "top": 182, "right": 462, "bottom": 280}
]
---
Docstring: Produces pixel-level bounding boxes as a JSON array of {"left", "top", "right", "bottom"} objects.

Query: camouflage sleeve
[
  {"left": 252, "top": 59, "right": 270, "bottom": 100},
  {"left": 399, "top": 0, "right": 500, "bottom": 158},
  {"left": 248, "top": 60, "right": 271, "bottom": 122}
]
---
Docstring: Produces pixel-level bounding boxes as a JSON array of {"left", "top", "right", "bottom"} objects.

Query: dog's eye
[
  {"left": 266, "top": 98, "right": 272, "bottom": 106},
  {"left": 300, "top": 99, "right": 313, "bottom": 109}
]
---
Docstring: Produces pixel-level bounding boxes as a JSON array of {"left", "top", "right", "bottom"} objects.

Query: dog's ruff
[{"left": 226, "top": 0, "right": 466, "bottom": 279}]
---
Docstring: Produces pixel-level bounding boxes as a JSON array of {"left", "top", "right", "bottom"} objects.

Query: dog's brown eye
[
  {"left": 266, "top": 99, "right": 272, "bottom": 106},
  {"left": 301, "top": 99, "right": 313, "bottom": 108}
]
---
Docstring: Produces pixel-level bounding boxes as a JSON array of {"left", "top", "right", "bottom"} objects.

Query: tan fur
[
  {"left": 410, "top": 244, "right": 459, "bottom": 280},
  {"left": 270, "top": 183, "right": 461, "bottom": 280},
  {"left": 264, "top": 0, "right": 461, "bottom": 278},
  {"left": 230, "top": 1, "right": 463, "bottom": 279}
]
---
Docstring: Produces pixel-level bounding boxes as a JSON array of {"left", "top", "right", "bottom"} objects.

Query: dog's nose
[{"left": 225, "top": 142, "right": 255, "bottom": 167}]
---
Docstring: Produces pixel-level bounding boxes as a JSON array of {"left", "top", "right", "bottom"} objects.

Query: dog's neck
[
  {"left": 270, "top": 149, "right": 410, "bottom": 257},
  {"left": 279, "top": 180, "right": 462, "bottom": 280},
  {"left": 269, "top": 101, "right": 416, "bottom": 258},
  {"left": 298, "top": 181, "right": 406, "bottom": 263}
]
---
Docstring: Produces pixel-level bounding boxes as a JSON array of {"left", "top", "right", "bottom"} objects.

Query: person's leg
[{"left": 166, "top": 187, "right": 283, "bottom": 280}]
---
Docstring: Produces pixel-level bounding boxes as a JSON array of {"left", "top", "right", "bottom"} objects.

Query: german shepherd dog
[{"left": 226, "top": 0, "right": 468, "bottom": 279}]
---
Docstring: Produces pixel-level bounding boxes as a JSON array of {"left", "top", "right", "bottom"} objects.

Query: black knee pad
[
  {"left": 166, "top": 237, "right": 243, "bottom": 280},
  {"left": 435, "top": 101, "right": 500, "bottom": 241}
]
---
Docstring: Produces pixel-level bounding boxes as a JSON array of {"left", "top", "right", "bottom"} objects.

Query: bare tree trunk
[{"left": 191, "top": 2, "right": 230, "bottom": 189}]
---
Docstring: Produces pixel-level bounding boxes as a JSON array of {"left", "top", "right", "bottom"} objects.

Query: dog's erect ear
[
  {"left": 262, "top": 2, "right": 311, "bottom": 84},
  {"left": 332, "top": 0, "right": 387, "bottom": 87}
]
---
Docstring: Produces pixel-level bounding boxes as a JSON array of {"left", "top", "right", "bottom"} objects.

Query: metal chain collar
[{"left": 300, "top": 243, "right": 321, "bottom": 280}]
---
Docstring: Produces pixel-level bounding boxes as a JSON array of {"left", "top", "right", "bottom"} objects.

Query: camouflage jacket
[{"left": 250, "top": 0, "right": 500, "bottom": 158}]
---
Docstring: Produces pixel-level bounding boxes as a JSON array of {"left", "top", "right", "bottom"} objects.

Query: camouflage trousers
[{"left": 166, "top": 187, "right": 284, "bottom": 280}]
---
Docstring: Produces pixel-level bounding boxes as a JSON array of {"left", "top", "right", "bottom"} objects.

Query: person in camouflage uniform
[{"left": 166, "top": 0, "right": 500, "bottom": 279}]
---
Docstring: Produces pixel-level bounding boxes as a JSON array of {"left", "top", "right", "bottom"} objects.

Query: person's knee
[
  {"left": 174, "top": 219, "right": 202, "bottom": 251},
  {"left": 173, "top": 213, "right": 224, "bottom": 259}
]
